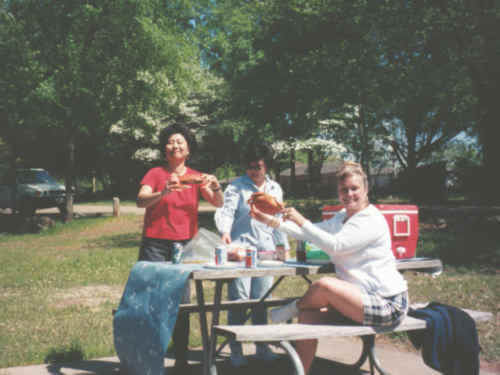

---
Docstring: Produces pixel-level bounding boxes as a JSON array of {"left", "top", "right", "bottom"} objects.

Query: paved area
[
  {"left": 36, "top": 203, "right": 216, "bottom": 216},
  {"left": 1, "top": 337, "right": 497, "bottom": 375}
]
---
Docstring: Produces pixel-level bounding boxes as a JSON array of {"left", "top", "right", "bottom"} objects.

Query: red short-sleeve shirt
[{"left": 141, "top": 166, "right": 201, "bottom": 240}]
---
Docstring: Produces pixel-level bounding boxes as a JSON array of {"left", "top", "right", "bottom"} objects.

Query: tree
[
  {"left": 0, "top": 6, "right": 46, "bottom": 172},
  {"left": 203, "top": 0, "right": 487, "bottom": 202},
  {"left": 421, "top": 0, "right": 500, "bottom": 202},
  {"left": 273, "top": 136, "right": 346, "bottom": 195},
  {"left": 112, "top": 62, "right": 234, "bottom": 190},
  {"left": 4, "top": 0, "right": 200, "bottom": 220}
]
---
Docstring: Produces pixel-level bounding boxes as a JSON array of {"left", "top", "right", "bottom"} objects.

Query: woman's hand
[
  {"left": 249, "top": 203, "right": 281, "bottom": 228},
  {"left": 201, "top": 174, "right": 222, "bottom": 192},
  {"left": 163, "top": 173, "right": 189, "bottom": 194},
  {"left": 221, "top": 233, "right": 231, "bottom": 245},
  {"left": 200, "top": 174, "right": 224, "bottom": 207},
  {"left": 281, "top": 207, "right": 307, "bottom": 227}
]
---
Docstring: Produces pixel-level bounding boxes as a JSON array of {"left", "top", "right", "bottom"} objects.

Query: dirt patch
[{"left": 51, "top": 285, "right": 123, "bottom": 311}]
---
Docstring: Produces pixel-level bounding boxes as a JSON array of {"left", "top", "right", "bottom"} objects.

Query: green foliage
[
  {"left": 199, "top": 0, "right": 496, "bottom": 200},
  {"left": 1, "top": 0, "right": 205, "bottom": 213},
  {"left": 2, "top": 0, "right": 499, "bottom": 203}
]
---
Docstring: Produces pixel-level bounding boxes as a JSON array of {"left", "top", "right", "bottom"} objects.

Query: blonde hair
[{"left": 336, "top": 161, "right": 369, "bottom": 190}]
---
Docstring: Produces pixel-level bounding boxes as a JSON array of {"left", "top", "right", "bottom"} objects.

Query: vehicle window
[{"left": 16, "top": 170, "right": 58, "bottom": 184}]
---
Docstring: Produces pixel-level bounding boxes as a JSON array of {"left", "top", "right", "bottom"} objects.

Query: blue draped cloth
[{"left": 113, "top": 261, "right": 203, "bottom": 375}]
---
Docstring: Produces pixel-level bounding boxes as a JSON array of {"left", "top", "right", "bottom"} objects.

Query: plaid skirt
[{"left": 361, "top": 290, "right": 408, "bottom": 327}]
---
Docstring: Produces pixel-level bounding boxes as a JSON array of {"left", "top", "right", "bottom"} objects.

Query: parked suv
[{"left": 0, "top": 168, "right": 66, "bottom": 216}]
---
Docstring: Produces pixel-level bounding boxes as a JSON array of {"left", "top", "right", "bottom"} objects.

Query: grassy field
[{"left": 0, "top": 206, "right": 498, "bottom": 370}]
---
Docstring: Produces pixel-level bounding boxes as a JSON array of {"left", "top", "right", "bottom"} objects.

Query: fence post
[{"left": 113, "top": 197, "right": 120, "bottom": 217}]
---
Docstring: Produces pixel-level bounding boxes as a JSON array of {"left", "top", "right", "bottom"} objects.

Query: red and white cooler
[{"left": 322, "top": 204, "right": 419, "bottom": 259}]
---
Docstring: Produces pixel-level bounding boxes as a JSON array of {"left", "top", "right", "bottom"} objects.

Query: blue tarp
[{"left": 113, "top": 261, "right": 202, "bottom": 375}]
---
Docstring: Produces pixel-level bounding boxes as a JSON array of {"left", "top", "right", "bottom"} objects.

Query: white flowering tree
[
  {"left": 103, "top": 62, "right": 227, "bottom": 196},
  {"left": 272, "top": 137, "right": 346, "bottom": 193}
]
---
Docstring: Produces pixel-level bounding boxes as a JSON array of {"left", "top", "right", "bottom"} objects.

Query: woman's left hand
[
  {"left": 281, "top": 207, "right": 306, "bottom": 227},
  {"left": 201, "top": 174, "right": 222, "bottom": 192},
  {"left": 249, "top": 203, "right": 280, "bottom": 227}
]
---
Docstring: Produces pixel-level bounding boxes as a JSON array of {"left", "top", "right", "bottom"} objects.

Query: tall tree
[
  {"left": 203, "top": 0, "right": 485, "bottom": 201},
  {"left": 0, "top": 6, "right": 46, "bottom": 171},
  {"left": 422, "top": 0, "right": 500, "bottom": 202},
  {"left": 4, "top": 0, "right": 199, "bottom": 220}
]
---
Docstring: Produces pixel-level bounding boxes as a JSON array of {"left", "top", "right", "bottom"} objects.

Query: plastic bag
[{"left": 182, "top": 228, "right": 223, "bottom": 263}]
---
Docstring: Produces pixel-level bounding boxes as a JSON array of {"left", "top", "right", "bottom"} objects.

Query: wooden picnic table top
[{"left": 189, "top": 257, "right": 442, "bottom": 280}]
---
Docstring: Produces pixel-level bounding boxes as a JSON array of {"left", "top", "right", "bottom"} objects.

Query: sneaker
[
  {"left": 230, "top": 349, "right": 248, "bottom": 367},
  {"left": 270, "top": 300, "right": 299, "bottom": 323},
  {"left": 256, "top": 344, "right": 279, "bottom": 361}
]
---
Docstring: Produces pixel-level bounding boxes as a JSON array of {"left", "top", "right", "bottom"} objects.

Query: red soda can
[{"left": 245, "top": 248, "right": 257, "bottom": 268}]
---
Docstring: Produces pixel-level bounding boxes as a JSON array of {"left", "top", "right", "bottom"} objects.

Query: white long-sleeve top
[{"left": 279, "top": 204, "right": 407, "bottom": 297}]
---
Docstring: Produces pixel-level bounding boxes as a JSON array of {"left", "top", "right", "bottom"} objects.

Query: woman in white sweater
[{"left": 250, "top": 161, "right": 408, "bottom": 374}]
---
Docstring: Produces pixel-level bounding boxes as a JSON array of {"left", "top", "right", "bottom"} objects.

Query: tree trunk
[
  {"left": 358, "top": 105, "right": 373, "bottom": 198},
  {"left": 307, "top": 149, "right": 313, "bottom": 194},
  {"left": 477, "top": 85, "right": 500, "bottom": 203},
  {"left": 64, "top": 133, "right": 76, "bottom": 222},
  {"left": 406, "top": 118, "right": 419, "bottom": 201},
  {"left": 289, "top": 148, "right": 296, "bottom": 195}
]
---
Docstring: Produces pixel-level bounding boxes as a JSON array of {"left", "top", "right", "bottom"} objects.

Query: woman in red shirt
[{"left": 136, "top": 123, "right": 223, "bottom": 372}]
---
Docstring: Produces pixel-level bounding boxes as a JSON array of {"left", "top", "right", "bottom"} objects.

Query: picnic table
[{"left": 185, "top": 257, "right": 443, "bottom": 375}]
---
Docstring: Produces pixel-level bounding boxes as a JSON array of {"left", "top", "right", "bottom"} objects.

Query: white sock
[{"left": 270, "top": 300, "right": 299, "bottom": 323}]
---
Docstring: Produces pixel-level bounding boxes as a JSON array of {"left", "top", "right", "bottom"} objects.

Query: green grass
[{"left": 0, "top": 208, "right": 498, "bottom": 369}]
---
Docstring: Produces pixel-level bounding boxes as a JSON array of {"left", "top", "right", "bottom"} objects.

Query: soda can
[
  {"left": 215, "top": 245, "right": 227, "bottom": 265},
  {"left": 172, "top": 242, "right": 183, "bottom": 264},
  {"left": 245, "top": 247, "right": 257, "bottom": 268},
  {"left": 276, "top": 244, "right": 288, "bottom": 261}
]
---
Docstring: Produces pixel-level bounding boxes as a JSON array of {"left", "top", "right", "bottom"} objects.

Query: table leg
[
  {"left": 259, "top": 275, "right": 285, "bottom": 301},
  {"left": 349, "top": 335, "right": 388, "bottom": 375},
  {"left": 207, "top": 280, "right": 224, "bottom": 375},
  {"left": 195, "top": 280, "right": 210, "bottom": 375},
  {"left": 196, "top": 279, "right": 224, "bottom": 375}
]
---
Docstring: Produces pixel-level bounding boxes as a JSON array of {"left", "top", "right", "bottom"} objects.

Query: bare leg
[
  {"left": 295, "top": 277, "right": 365, "bottom": 374},
  {"left": 294, "top": 309, "right": 322, "bottom": 374},
  {"left": 297, "top": 277, "right": 364, "bottom": 323}
]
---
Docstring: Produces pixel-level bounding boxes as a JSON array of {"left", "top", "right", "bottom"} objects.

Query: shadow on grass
[
  {"left": 418, "top": 218, "right": 500, "bottom": 271},
  {"left": 44, "top": 340, "right": 85, "bottom": 364},
  {"left": 0, "top": 213, "right": 60, "bottom": 234},
  {"left": 89, "top": 233, "right": 141, "bottom": 249}
]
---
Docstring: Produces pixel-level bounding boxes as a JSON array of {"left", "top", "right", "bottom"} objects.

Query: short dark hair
[
  {"left": 243, "top": 142, "right": 273, "bottom": 168},
  {"left": 159, "top": 123, "right": 197, "bottom": 157}
]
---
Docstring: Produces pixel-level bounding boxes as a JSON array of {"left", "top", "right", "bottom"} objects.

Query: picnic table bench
[{"left": 213, "top": 308, "right": 492, "bottom": 375}]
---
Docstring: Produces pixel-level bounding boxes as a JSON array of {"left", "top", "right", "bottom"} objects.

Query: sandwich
[{"left": 179, "top": 174, "right": 204, "bottom": 184}]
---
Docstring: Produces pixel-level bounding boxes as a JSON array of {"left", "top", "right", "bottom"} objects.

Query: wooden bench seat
[
  {"left": 178, "top": 296, "right": 297, "bottom": 313},
  {"left": 213, "top": 309, "right": 492, "bottom": 375}
]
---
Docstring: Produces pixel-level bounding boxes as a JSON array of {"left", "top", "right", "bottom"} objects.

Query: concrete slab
[{"left": 1, "top": 338, "right": 496, "bottom": 375}]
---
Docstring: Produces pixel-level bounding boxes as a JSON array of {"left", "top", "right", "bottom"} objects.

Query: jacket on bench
[{"left": 408, "top": 301, "right": 480, "bottom": 375}]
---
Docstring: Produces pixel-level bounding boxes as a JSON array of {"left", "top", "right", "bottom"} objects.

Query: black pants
[{"left": 139, "top": 237, "right": 190, "bottom": 363}]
